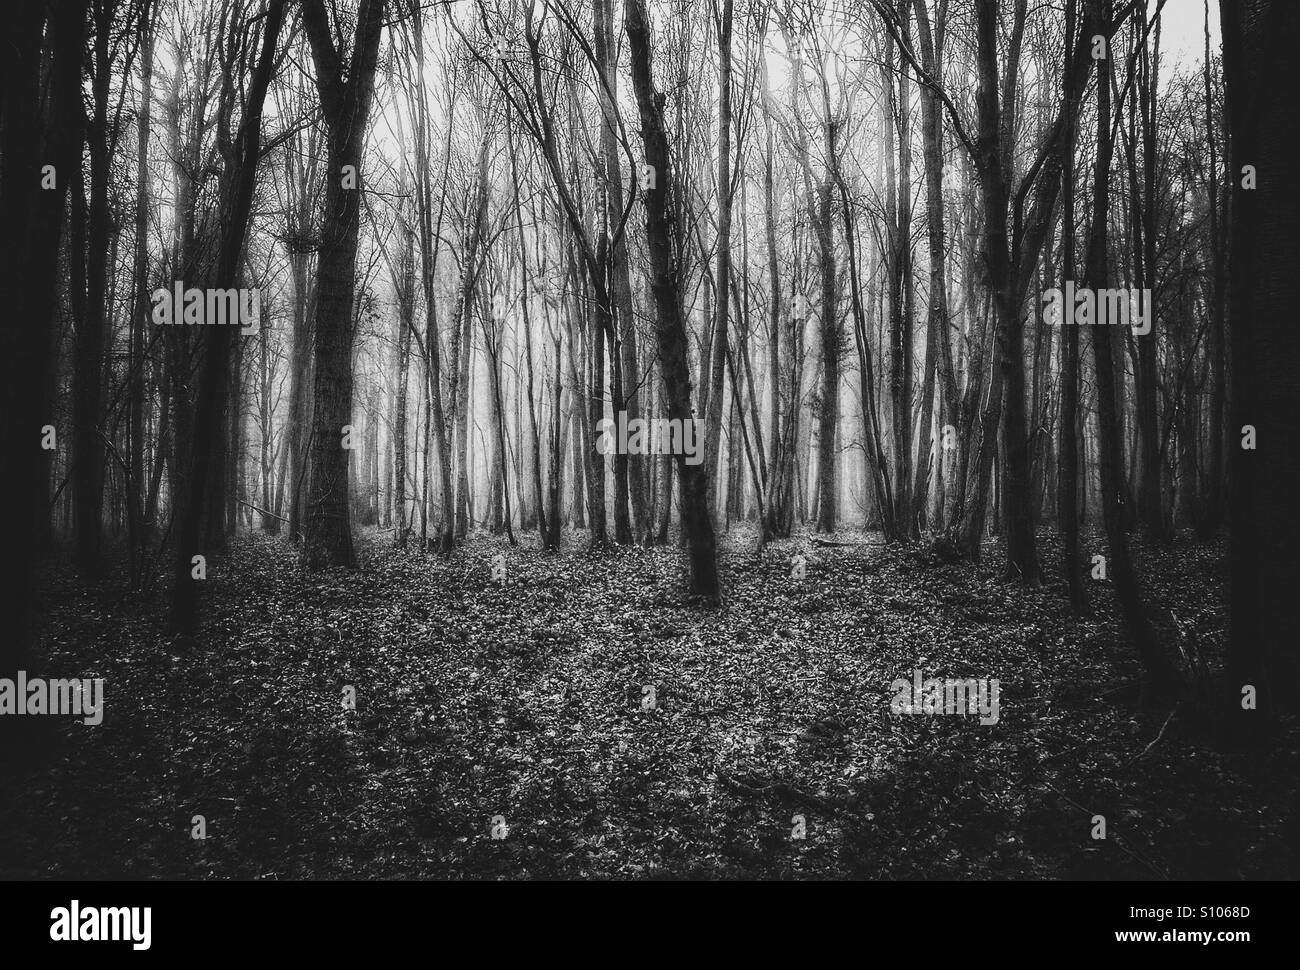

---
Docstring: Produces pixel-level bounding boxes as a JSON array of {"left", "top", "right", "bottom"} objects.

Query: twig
[
  {"left": 239, "top": 498, "right": 289, "bottom": 523},
  {"left": 1122, "top": 704, "right": 1181, "bottom": 770}
]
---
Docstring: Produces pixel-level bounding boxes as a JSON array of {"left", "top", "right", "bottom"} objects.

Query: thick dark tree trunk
[
  {"left": 0, "top": 0, "right": 84, "bottom": 723},
  {"left": 972, "top": 0, "right": 1039, "bottom": 584},
  {"left": 1220, "top": 0, "right": 1300, "bottom": 739},
  {"left": 625, "top": 0, "right": 719, "bottom": 601},
  {"left": 300, "top": 0, "right": 386, "bottom": 570}
]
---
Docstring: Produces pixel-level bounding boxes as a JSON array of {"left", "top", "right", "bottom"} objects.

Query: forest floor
[{"left": 2, "top": 525, "right": 1295, "bottom": 880}]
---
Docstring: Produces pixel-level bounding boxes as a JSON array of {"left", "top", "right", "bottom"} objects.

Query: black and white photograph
[{"left": 0, "top": 0, "right": 1295, "bottom": 942}]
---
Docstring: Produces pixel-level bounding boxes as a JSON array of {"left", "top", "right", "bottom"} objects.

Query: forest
[{"left": 0, "top": 0, "right": 1297, "bottom": 880}]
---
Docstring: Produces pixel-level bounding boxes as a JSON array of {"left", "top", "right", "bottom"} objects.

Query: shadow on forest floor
[{"left": 1, "top": 525, "right": 1296, "bottom": 879}]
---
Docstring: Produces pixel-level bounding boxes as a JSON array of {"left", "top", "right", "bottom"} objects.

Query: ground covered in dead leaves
[{"left": 2, "top": 526, "right": 1295, "bottom": 880}]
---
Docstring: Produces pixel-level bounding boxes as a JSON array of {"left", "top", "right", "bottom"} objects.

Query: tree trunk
[
  {"left": 0, "top": 0, "right": 84, "bottom": 711},
  {"left": 1220, "top": 0, "right": 1300, "bottom": 737},
  {"left": 128, "top": 2, "right": 155, "bottom": 580},
  {"left": 300, "top": 0, "right": 386, "bottom": 570},
  {"left": 625, "top": 0, "right": 719, "bottom": 601},
  {"left": 1085, "top": 0, "right": 1181, "bottom": 703},
  {"left": 170, "top": 0, "right": 287, "bottom": 633},
  {"left": 1201, "top": 0, "right": 1227, "bottom": 537},
  {"left": 1057, "top": 0, "right": 1088, "bottom": 612}
]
